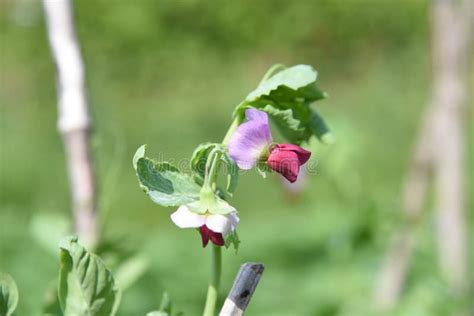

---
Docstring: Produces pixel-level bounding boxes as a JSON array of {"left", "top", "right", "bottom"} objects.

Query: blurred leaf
[
  {"left": 220, "top": 153, "right": 239, "bottom": 196},
  {"left": 0, "top": 273, "right": 19, "bottom": 316},
  {"left": 94, "top": 236, "right": 136, "bottom": 267},
  {"left": 147, "top": 292, "right": 185, "bottom": 316},
  {"left": 309, "top": 110, "right": 335, "bottom": 144},
  {"left": 114, "top": 255, "right": 148, "bottom": 291},
  {"left": 146, "top": 311, "right": 168, "bottom": 316},
  {"left": 42, "top": 280, "right": 62, "bottom": 315},
  {"left": 159, "top": 292, "right": 171, "bottom": 314},
  {"left": 134, "top": 146, "right": 201, "bottom": 207},
  {"left": 58, "top": 236, "right": 121, "bottom": 316},
  {"left": 30, "top": 212, "right": 70, "bottom": 256}
]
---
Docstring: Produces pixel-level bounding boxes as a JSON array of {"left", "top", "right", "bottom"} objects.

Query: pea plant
[
  {"left": 0, "top": 64, "right": 331, "bottom": 316},
  {"left": 133, "top": 64, "right": 332, "bottom": 315}
]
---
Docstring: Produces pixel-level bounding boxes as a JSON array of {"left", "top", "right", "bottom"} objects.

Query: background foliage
[{"left": 0, "top": 0, "right": 472, "bottom": 315}]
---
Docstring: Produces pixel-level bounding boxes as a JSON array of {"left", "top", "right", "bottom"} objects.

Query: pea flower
[
  {"left": 228, "top": 109, "right": 311, "bottom": 183},
  {"left": 170, "top": 194, "right": 239, "bottom": 247}
]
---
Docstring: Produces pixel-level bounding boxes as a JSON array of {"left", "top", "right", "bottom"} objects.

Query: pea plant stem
[
  {"left": 203, "top": 245, "right": 222, "bottom": 316},
  {"left": 202, "top": 115, "right": 243, "bottom": 316}
]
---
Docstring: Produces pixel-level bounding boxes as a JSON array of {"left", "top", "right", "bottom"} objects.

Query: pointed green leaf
[
  {"left": 136, "top": 158, "right": 201, "bottom": 207},
  {"left": 58, "top": 236, "right": 121, "bottom": 316},
  {"left": 0, "top": 273, "right": 19, "bottom": 316},
  {"left": 134, "top": 146, "right": 202, "bottom": 207}
]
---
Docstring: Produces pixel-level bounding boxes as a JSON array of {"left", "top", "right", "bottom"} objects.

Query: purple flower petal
[
  {"left": 245, "top": 108, "right": 269, "bottom": 122},
  {"left": 228, "top": 109, "right": 272, "bottom": 169}
]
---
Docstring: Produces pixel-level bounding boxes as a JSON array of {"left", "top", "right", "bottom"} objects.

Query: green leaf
[
  {"left": 259, "top": 104, "right": 309, "bottom": 143},
  {"left": 159, "top": 292, "right": 172, "bottom": 314},
  {"left": 246, "top": 64, "right": 318, "bottom": 102},
  {"left": 224, "top": 230, "right": 240, "bottom": 253},
  {"left": 132, "top": 144, "right": 147, "bottom": 170},
  {"left": 0, "top": 273, "right": 19, "bottom": 316},
  {"left": 134, "top": 146, "right": 202, "bottom": 207},
  {"left": 220, "top": 153, "right": 239, "bottom": 196},
  {"left": 233, "top": 64, "right": 330, "bottom": 145},
  {"left": 309, "top": 110, "right": 335, "bottom": 144},
  {"left": 190, "top": 143, "right": 218, "bottom": 178},
  {"left": 58, "top": 236, "right": 121, "bottom": 316}
]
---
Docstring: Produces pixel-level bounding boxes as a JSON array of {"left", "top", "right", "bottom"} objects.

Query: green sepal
[
  {"left": 256, "top": 161, "right": 271, "bottom": 178},
  {"left": 188, "top": 188, "right": 236, "bottom": 215}
]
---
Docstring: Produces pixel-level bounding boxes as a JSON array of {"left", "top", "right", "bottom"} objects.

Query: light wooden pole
[
  {"left": 375, "top": 0, "right": 472, "bottom": 309},
  {"left": 42, "top": 0, "right": 98, "bottom": 247}
]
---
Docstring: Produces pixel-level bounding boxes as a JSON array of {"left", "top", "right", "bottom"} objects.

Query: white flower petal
[
  {"left": 170, "top": 205, "right": 206, "bottom": 228},
  {"left": 206, "top": 214, "right": 232, "bottom": 234},
  {"left": 206, "top": 212, "right": 239, "bottom": 235}
]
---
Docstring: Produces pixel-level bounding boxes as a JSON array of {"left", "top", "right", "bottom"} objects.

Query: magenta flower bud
[{"left": 266, "top": 144, "right": 311, "bottom": 183}]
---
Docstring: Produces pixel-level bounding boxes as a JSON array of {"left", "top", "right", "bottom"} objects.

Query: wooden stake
[
  {"left": 42, "top": 0, "right": 98, "bottom": 247},
  {"left": 219, "top": 263, "right": 264, "bottom": 316}
]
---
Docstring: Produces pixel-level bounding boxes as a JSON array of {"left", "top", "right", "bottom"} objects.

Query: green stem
[
  {"left": 201, "top": 114, "right": 242, "bottom": 316},
  {"left": 203, "top": 245, "right": 222, "bottom": 316},
  {"left": 203, "top": 149, "right": 221, "bottom": 188}
]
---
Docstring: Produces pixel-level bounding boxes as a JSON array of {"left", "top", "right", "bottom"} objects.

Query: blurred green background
[{"left": 0, "top": 0, "right": 472, "bottom": 315}]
